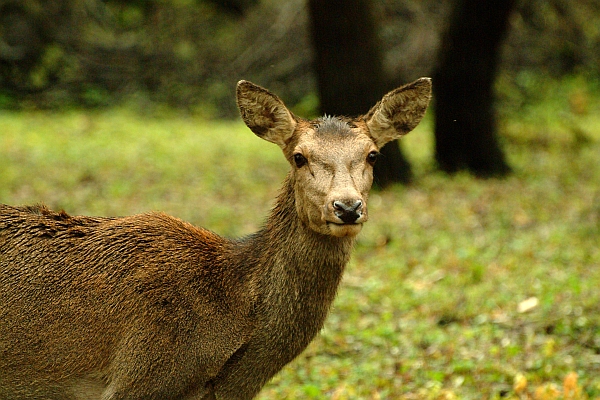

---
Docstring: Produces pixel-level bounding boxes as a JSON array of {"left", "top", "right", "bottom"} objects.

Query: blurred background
[{"left": 1, "top": 0, "right": 598, "bottom": 113}]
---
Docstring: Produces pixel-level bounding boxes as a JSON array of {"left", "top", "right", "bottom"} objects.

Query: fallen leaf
[{"left": 518, "top": 297, "right": 539, "bottom": 313}]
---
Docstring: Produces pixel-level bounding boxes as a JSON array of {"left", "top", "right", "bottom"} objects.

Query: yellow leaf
[
  {"left": 534, "top": 384, "right": 560, "bottom": 400},
  {"left": 514, "top": 373, "right": 528, "bottom": 394},
  {"left": 563, "top": 371, "right": 579, "bottom": 399},
  {"left": 517, "top": 297, "right": 539, "bottom": 313}
]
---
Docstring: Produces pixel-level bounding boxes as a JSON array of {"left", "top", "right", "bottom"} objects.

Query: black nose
[{"left": 333, "top": 200, "right": 362, "bottom": 224}]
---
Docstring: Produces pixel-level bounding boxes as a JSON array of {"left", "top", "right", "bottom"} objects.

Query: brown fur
[{"left": 0, "top": 78, "right": 431, "bottom": 400}]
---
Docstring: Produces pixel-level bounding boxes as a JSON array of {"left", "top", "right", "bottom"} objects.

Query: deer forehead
[{"left": 293, "top": 119, "right": 376, "bottom": 164}]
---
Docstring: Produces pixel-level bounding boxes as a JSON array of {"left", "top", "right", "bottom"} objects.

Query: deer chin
[
  {"left": 326, "top": 222, "right": 363, "bottom": 237},
  {"left": 305, "top": 217, "right": 363, "bottom": 237}
]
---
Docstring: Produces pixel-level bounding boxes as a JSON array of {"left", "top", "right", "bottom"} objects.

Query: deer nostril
[
  {"left": 333, "top": 200, "right": 362, "bottom": 212},
  {"left": 332, "top": 201, "right": 344, "bottom": 212},
  {"left": 332, "top": 200, "right": 363, "bottom": 224}
]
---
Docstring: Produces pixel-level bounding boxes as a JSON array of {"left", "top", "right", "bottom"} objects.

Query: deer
[{"left": 0, "top": 78, "right": 431, "bottom": 400}]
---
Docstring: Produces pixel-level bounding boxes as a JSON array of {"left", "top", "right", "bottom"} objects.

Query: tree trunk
[
  {"left": 433, "top": 0, "right": 515, "bottom": 177},
  {"left": 307, "top": 0, "right": 412, "bottom": 186}
]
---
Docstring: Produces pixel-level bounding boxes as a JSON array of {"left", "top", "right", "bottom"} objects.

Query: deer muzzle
[{"left": 332, "top": 200, "right": 363, "bottom": 224}]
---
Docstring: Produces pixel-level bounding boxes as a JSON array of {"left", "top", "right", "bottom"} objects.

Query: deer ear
[
  {"left": 236, "top": 80, "right": 297, "bottom": 148},
  {"left": 365, "top": 77, "right": 432, "bottom": 148}
]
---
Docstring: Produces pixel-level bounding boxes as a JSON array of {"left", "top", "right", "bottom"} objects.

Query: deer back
[{"left": 0, "top": 204, "right": 256, "bottom": 398}]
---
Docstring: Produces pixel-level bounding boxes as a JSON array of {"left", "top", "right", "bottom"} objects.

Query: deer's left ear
[
  {"left": 237, "top": 80, "right": 297, "bottom": 148},
  {"left": 365, "top": 77, "right": 432, "bottom": 148}
]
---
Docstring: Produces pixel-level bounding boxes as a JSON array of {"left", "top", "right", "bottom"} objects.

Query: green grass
[{"left": 1, "top": 86, "right": 599, "bottom": 399}]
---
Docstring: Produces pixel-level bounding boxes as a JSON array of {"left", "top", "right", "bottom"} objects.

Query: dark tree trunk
[
  {"left": 433, "top": 0, "right": 516, "bottom": 177},
  {"left": 307, "top": 0, "right": 411, "bottom": 186}
]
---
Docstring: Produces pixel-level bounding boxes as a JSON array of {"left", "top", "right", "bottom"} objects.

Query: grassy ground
[{"left": 1, "top": 82, "right": 599, "bottom": 398}]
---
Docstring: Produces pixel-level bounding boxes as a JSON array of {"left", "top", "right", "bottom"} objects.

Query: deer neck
[{"left": 248, "top": 173, "right": 355, "bottom": 323}]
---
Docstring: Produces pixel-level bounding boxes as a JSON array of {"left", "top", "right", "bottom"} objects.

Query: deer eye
[
  {"left": 367, "top": 151, "right": 380, "bottom": 166},
  {"left": 293, "top": 153, "right": 307, "bottom": 168}
]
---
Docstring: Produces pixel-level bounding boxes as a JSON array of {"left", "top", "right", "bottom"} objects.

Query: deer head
[{"left": 236, "top": 78, "right": 431, "bottom": 237}]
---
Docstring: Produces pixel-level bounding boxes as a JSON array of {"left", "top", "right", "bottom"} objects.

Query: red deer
[{"left": 0, "top": 78, "right": 431, "bottom": 399}]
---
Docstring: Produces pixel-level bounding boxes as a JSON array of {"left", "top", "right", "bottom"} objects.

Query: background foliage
[{"left": 1, "top": 0, "right": 599, "bottom": 115}]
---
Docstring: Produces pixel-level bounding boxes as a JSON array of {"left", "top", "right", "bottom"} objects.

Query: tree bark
[
  {"left": 433, "top": 0, "right": 515, "bottom": 177},
  {"left": 307, "top": 0, "right": 412, "bottom": 186}
]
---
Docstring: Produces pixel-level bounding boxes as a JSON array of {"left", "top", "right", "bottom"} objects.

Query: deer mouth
[{"left": 326, "top": 221, "right": 363, "bottom": 237}]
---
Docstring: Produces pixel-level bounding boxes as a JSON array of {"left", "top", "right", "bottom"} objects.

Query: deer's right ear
[{"left": 236, "top": 80, "right": 297, "bottom": 148}]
